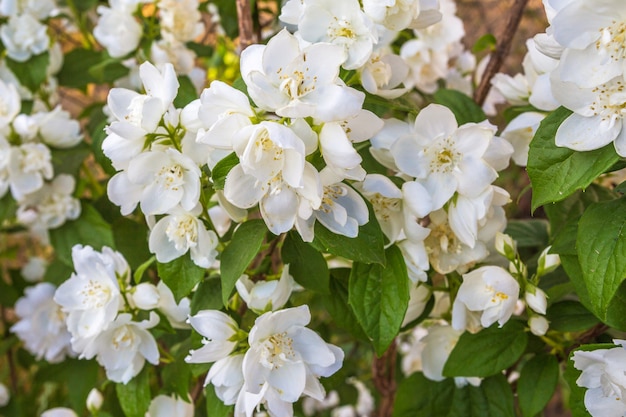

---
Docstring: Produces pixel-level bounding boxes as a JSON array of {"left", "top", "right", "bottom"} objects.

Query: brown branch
[
  {"left": 473, "top": 0, "right": 530, "bottom": 106},
  {"left": 236, "top": 0, "right": 257, "bottom": 53},
  {"left": 373, "top": 340, "right": 397, "bottom": 417},
  {"left": 1, "top": 308, "right": 18, "bottom": 393}
]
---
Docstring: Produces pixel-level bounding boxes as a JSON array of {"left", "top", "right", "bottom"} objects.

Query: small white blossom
[
  {"left": 186, "top": 310, "right": 239, "bottom": 364},
  {"left": 0, "top": 13, "right": 49, "bottom": 62},
  {"left": 86, "top": 388, "right": 103, "bottom": 413},
  {"left": 0, "top": 382, "right": 8, "bottom": 407},
  {"left": 41, "top": 408, "right": 78, "bottom": 417},
  {"left": 529, "top": 316, "right": 549, "bottom": 336},
  {"left": 34, "top": 106, "right": 83, "bottom": 149},
  {"left": 146, "top": 394, "right": 194, "bottom": 417},
  {"left": 20, "top": 255, "right": 48, "bottom": 282},
  {"left": 94, "top": 3, "right": 142, "bottom": 58},
  {"left": 525, "top": 285, "right": 548, "bottom": 315},
  {"left": 7, "top": 142, "right": 53, "bottom": 200},
  {"left": 236, "top": 265, "right": 295, "bottom": 313}
]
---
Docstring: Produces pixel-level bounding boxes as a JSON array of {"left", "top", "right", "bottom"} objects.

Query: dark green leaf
[
  {"left": 6, "top": 52, "right": 49, "bottom": 92},
  {"left": 443, "top": 321, "right": 528, "bottom": 377},
  {"left": 191, "top": 277, "right": 224, "bottom": 314},
  {"left": 324, "top": 269, "right": 368, "bottom": 340},
  {"left": 348, "top": 245, "right": 409, "bottom": 355},
  {"left": 577, "top": 197, "right": 626, "bottom": 322},
  {"left": 57, "top": 48, "right": 101, "bottom": 89},
  {"left": 546, "top": 301, "right": 600, "bottom": 332},
  {"left": 211, "top": 152, "right": 239, "bottom": 190},
  {"left": 90, "top": 117, "right": 116, "bottom": 176},
  {"left": 504, "top": 219, "right": 549, "bottom": 248},
  {"left": 0, "top": 193, "right": 17, "bottom": 224},
  {"left": 433, "top": 89, "right": 487, "bottom": 125},
  {"left": 281, "top": 231, "right": 329, "bottom": 293},
  {"left": 50, "top": 142, "right": 91, "bottom": 177},
  {"left": 89, "top": 57, "right": 130, "bottom": 84},
  {"left": 0, "top": 272, "right": 19, "bottom": 305},
  {"left": 528, "top": 107, "right": 619, "bottom": 211},
  {"left": 162, "top": 361, "right": 191, "bottom": 400},
  {"left": 36, "top": 359, "right": 99, "bottom": 415},
  {"left": 472, "top": 33, "right": 497, "bottom": 53},
  {"left": 220, "top": 219, "right": 267, "bottom": 306},
  {"left": 157, "top": 253, "right": 206, "bottom": 303},
  {"left": 43, "top": 258, "right": 74, "bottom": 286},
  {"left": 112, "top": 217, "right": 150, "bottom": 270},
  {"left": 205, "top": 385, "right": 233, "bottom": 417},
  {"left": 173, "top": 75, "right": 198, "bottom": 107},
  {"left": 49, "top": 202, "right": 115, "bottom": 266},
  {"left": 518, "top": 354, "right": 559, "bottom": 417},
  {"left": 116, "top": 367, "right": 151, "bottom": 417},
  {"left": 311, "top": 203, "right": 385, "bottom": 265}
]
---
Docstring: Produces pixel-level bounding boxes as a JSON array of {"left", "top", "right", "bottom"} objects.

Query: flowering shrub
[{"left": 0, "top": 0, "right": 625, "bottom": 416}]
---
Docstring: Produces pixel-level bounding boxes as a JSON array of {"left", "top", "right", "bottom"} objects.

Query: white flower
[
  {"left": 107, "top": 148, "right": 201, "bottom": 216},
  {"left": 537, "top": 246, "right": 561, "bottom": 277},
  {"left": 81, "top": 312, "right": 160, "bottom": 384},
  {"left": 146, "top": 394, "right": 194, "bottom": 417},
  {"left": 390, "top": 104, "right": 498, "bottom": 211},
  {"left": 150, "top": 39, "right": 197, "bottom": 76},
  {"left": 204, "top": 354, "right": 245, "bottom": 406},
  {"left": 362, "top": 0, "right": 422, "bottom": 31},
  {"left": 34, "top": 106, "right": 83, "bottom": 148},
  {"left": 0, "top": 0, "right": 57, "bottom": 19},
  {"left": 20, "top": 255, "right": 47, "bottom": 282},
  {"left": 402, "top": 283, "right": 431, "bottom": 326},
  {"left": 295, "top": 0, "right": 377, "bottom": 70},
  {"left": 11, "top": 282, "right": 74, "bottom": 363},
  {"left": 86, "top": 388, "right": 103, "bottom": 413},
  {"left": 94, "top": 3, "right": 142, "bottom": 58},
  {"left": 7, "top": 142, "right": 53, "bottom": 200},
  {"left": 240, "top": 29, "right": 364, "bottom": 121},
  {"left": 529, "top": 316, "right": 549, "bottom": 336},
  {"left": 54, "top": 245, "right": 127, "bottom": 352},
  {"left": 0, "top": 13, "right": 49, "bottom": 62},
  {"left": 131, "top": 282, "right": 190, "bottom": 329},
  {"left": 572, "top": 341, "right": 626, "bottom": 417},
  {"left": 236, "top": 305, "right": 344, "bottom": 417},
  {"left": 0, "top": 382, "right": 8, "bottom": 407},
  {"left": 41, "top": 408, "right": 78, "bottom": 417},
  {"left": 355, "top": 174, "right": 404, "bottom": 243},
  {"left": 131, "top": 282, "right": 160, "bottom": 310},
  {"left": 0, "top": 79, "right": 20, "bottom": 128},
  {"left": 148, "top": 205, "right": 218, "bottom": 268},
  {"left": 500, "top": 112, "right": 545, "bottom": 167},
  {"left": 525, "top": 285, "right": 548, "bottom": 315},
  {"left": 158, "top": 0, "right": 204, "bottom": 43},
  {"left": 360, "top": 49, "right": 410, "bottom": 98},
  {"left": 452, "top": 266, "right": 520, "bottom": 332},
  {"left": 236, "top": 265, "right": 295, "bottom": 313},
  {"left": 186, "top": 310, "right": 239, "bottom": 364}
]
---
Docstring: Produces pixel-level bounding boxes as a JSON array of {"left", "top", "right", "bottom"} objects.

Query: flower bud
[
  {"left": 529, "top": 315, "right": 549, "bottom": 336},
  {"left": 86, "top": 388, "right": 103, "bottom": 413},
  {"left": 495, "top": 232, "right": 517, "bottom": 260},
  {"left": 131, "top": 283, "right": 160, "bottom": 310},
  {"left": 525, "top": 285, "right": 548, "bottom": 315},
  {"left": 537, "top": 246, "right": 560, "bottom": 277},
  {"left": 0, "top": 382, "right": 9, "bottom": 407},
  {"left": 21, "top": 256, "right": 48, "bottom": 282}
]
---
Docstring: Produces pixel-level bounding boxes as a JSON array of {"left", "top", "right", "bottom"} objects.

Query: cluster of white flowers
[
  {"left": 0, "top": 0, "right": 55, "bottom": 62},
  {"left": 52, "top": 244, "right": 189, "bottom": 383},
  {"left": 0, "top": 78, "right": 82, "bottom": 242},
  {"left": 94, "top": 0, "right": 206, "bottom": 82},
  {"left": 186, "top": 305, "right": 343, "bottom": 417}
]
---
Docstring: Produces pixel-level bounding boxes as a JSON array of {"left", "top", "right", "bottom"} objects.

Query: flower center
[
  {"left": 277, "top": 65, "right": 317, "bottom": 99},
  {"left": 426, "top": 137, "right": 461, "bottom": 174},
  {"left": 369, "top": 192, "right": 401, "bottom": 222},
  {"left": 329, "top": 17, "right": 356, "bottom": 41},
  {"left": 166, "top": 214, "right": 198, "bottom": 251},
  {"left": 589, "top": 78, "right": 626, "bottom": 126},
  {"left": 259, "top": 332, "right": 295, "bottom": 369},
  {"left": 112, "top": 326, "right": 136, "bottom": 350},
  {"left": 20, "top": 144, "right": 51, "bottom": 173},
  {"left": 598, "top": 20, "right": 626, "bottom": 61},
  {"left": 80, "top": 279, "right": 112, "bottom": 309},
  {"left": 157, "top": 164, "right": 185, "bottom": 191},
  {"left": 320, "top": 185, "right": 347, "bottom": 214}
]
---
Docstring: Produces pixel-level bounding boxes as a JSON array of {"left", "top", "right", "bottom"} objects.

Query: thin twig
[
  {"left": 1, "top": 308, "right": 18, "bottom": 393},
  {"left": 235, "top": 0, "right": 256, "bottom": 53},
  {"left": 373, "top": 340, "right": 397, "bottom": 417},
  {"left": 473, "top": 0, "right": 529, "bottom": 106}
]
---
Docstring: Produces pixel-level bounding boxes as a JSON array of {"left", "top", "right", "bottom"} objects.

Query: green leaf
[
  {"left": 49, "top": 202, "right": 115, "bottom": 266},
  {"left": 57, "top": 48, "right": 101, "bottom": 89},
  {"left": 88, "top": 57, "right": 130, "bottom": 84},
  {"left": 112, "top": 217, "right": 151, "bottom": 270},
  {"left": 116, "top": 367, "right": 151, "bottom": 417},
  {"left": 281, "top": 231, "right": 329, "bottom": 293},
  {"left": 504, "top": 219, "right": 549, "bottom": 248},
  {"left": 90, "top": 117, "right": 116, "bottom": 176},
  {"left": 324, "top": 269, "right": 368, "bottom": 340},
  {"left": 50, "top": 142, "right": 91, "bottom": 177},
  {"left": 517, "top": 354, "right": 559, "bottom": 417},
  {"left": 311, "top": 203, "right": 385, "bottom": 265},
  {"left": 472, "top": 33, "right": 497, "bottom": 53},
  {"left": 205, "top": 385, "right": 233, "bottom": 417},
  {"left": 546, "top": 300, "right": 600, "bottom": 332},
  {"left": 211, "top": 152, "right": 239, "bottom": 190},
  {"left": 0, "top": 193, "right": 17, "bottom": 224},
  {"left": 133, "top": 256, "right": 155, "bottom": 284},
  {"left": 528, "top": 107, "right": 619, "bottom": 211},
  {"left": 191, "top": 277, "right": 224, "bottom": 314},
  {"left": 577, "top": 197, "right": 626, "bottom": 322},
  {"left": 162, "top": 361, "right": 191, "bottom": 400},
  {"left": 36, "top": 359, "right": 99, "bottom": 415},
  {"left": 443, "top": 321, "right": 528, "bottom": 378},
  {"left": 433, "top": 89, "right": 487, "bottom": 125},
  {"left": 43, "top": 258, "right": 74, "bottom": 286},
  {"left": 220, "top": 219, "right": 267, "bottom": 306},
  {"left": 157, "top": 253, "right": 206, "bottom": 303},
  {"left": 393, "top": 373, "right": 514, "bottom": 417},
  {"left": 348, "top": 245, "right": 409, "bottom": 355},
  {"left": 173, "top": 75, "right": 198, "bottom": 107},
  {"left": 6, "top": 52, "right": 49, "bottom": 92},
  {"left": 564, "top": 344, "right": 615, "bottom": 417}
]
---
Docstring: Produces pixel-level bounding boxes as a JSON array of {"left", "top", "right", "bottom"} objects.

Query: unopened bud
[
  {"left": 525, "top": 285, "right": 548, "bottom": 315},
  {"left": 495, "top": 232, "right": 517, "bottom": 260},
  {"left": 529, "top": 315, "right": 549, "bottom": 336},
  {"left": 131, "top": 283, "right": 160, "bottom": 310},
  {"left": 537, "top": 246, "right": 560, "bottom": 277},
  {"left": 86, "top": 388, "right": 103, "bottom": 413}
]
